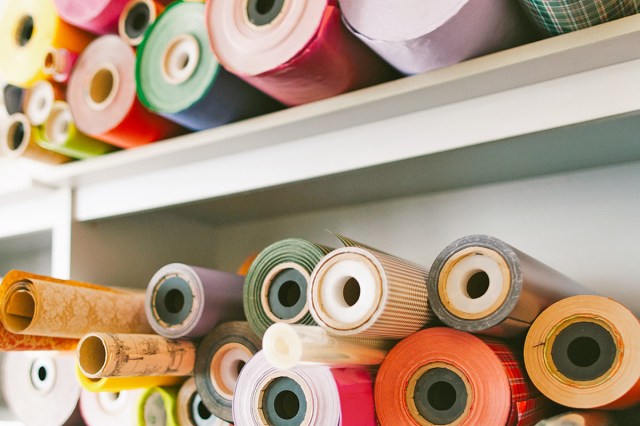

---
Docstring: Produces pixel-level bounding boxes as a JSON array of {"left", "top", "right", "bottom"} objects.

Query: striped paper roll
[
  {"left": 376, "top": 327, "right": 550, "bottom": 425},
  {"left": 80, "top": 389, "right": 143, "bottom": 426},
  {"left": 0, "top": 113, "right": 71, "bottom": 164},
  {"left": 428, "top": 235, "right": 591, "bottom": 337},
  {"left": 2, "top": 352, "right": 84, "bottom": 426},
  {"left": 0, "top": 270, "right": 153, "bottom": 339},
  {"left": 137, "top": 386, "right": 180, "bottom": 426},
  {"left": 3, "top": 84, "right": 27, "bottom": 115},
  {"left": 119, "top": 0, "right": 165, "bottom": 46},
  {"left": 518, "top": 0, "right": 638, "bottom": 36},
  {"left": 34, "top": 101, "right": 118, "bottom": 160},
  {"left": 206, "top": 0, "right": 396, "bottom": 106},
  {"left": 54, "top": 0, "right": 131, "bottom": 35},
  {"left": 194, "top": 321, "right": 261, "bottom": 423},
  {"left": 43, "top": 48, "right": 78, "bottom": 83},
  {"left": 23, "top": 80, "right": 63, "bottom": 126},
  {"left": 524, "top": 295, "right": 640, "bottom": 409},
  {"left": 0, "top": 0, "right": 92, "bottom": 87},
  {"left": 340, "top": 0, "right": 533, "bottom": 75},
  {"left": 233, "top": 351, "right": 376, "bottom": 425},
  {"left": 67, "top": 35, "right": 182, "bottom": 149},
  {"left": 78, "top": 333, "right": 196, "bottom": 378},
  {"left": 76, "top": 364, "right": 184, "bottom": 392},
  {"left": 535, "top": 411, "right": 617, "bottom": 426},
  {"left": 263, "top": 323, "right": 393, "bottom": 369},
  {"left": 177, "top": 378, "right": 230, "bottom": 426},
  {"left": 146, "top": 263, "right": 245, "bottom": 339},
  {"left": 244, "top": 238, "right": 333, "bottom": 337},
  {"left": 309, "top": 239, "right": 434, "bottom": 338}
]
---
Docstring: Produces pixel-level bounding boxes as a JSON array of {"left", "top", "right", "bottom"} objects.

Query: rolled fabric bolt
[
  {"left": 78, "top": 333, "right": 196, "bottom": 378},
  {"left": 54, "top": 0, "right": 131, "bottom": 35},
  {"left": 263, "top": 323, "right": 393, "bottom": 369},
  {"left": 524, "top": 295, "right": 640, "bottom": 410},
  {"left": 23, "top": 80, "right": 63, "bottom": 126},
  {"left": 146, "top": 263, "right": 245, "bottom": 339},
  {"left": 194, "top": 321, "right": 261, "bottom": 423},
  {"left": 80, "top": 388, "right": 144, "bottom": 426},
  {"left": 43, "top": 48, "right": 78, "bottom": 83},
  {"left": 118, "top": 0, "right": 165, "bottom": 46},
  {"left": 137, "top": 386, "right": 180, "bottom": 426},
  {"left": 3, "top": 84, "right": 27, "bottom": 115},
  {"left": 177, "top": 378, "right": 230, "bottom": 426},
  {"left": 534, "top": 411, "right": 617, "bottom": 426},
  {"left": 428, "top": 234, "right": 592, "bottom": 337},
  {"left": 0, "top": 113, "right": 71, "bottom": 164},
  {"left": 233, "top": 351, "right": 376, "bottom": 425},
  {"left": 76, "top": 364, "right": 184, "bottom": 393}
]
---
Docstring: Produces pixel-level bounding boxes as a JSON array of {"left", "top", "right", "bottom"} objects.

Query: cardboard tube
[
  {"left": 0, "top": 113, "right": 71, "bottom": 164},
  {"left": 118, "top": 0, "right": 165, "bottom": 46},
  {"left": 79, "top": 388, "right": 143, "bottom": 426},
  {"left": 76, "top": 364, "right": 184, "bottom": 393},
  {"left": 177, "top": 378, "right": 230, "bottom": 426},
  {"left": 524, "top": 295, "right": 640, "bottom": 409},
  {"left": 137, "top": 386, "right": 180, "bottom": 426}
]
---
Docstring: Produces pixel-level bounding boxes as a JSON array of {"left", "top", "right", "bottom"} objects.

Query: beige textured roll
[
  {"left": 0, "top": 271, "right": 152, "bottom": 339},
  {"left": 78, "top": 333, "right": 195, "bottom": 378},
  {"left": 524, "top": 295, "right": 640, "bottom": 410}
]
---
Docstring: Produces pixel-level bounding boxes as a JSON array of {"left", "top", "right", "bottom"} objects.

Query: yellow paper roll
[
  {"left": 0, "top": 0, "right": 93, "bottom": 86},
  {"left": 76, "top": 364, "right": 185, "bottom": 393},
  {"left": 137, "top": 386, "right": 179, "bottom": 426}
]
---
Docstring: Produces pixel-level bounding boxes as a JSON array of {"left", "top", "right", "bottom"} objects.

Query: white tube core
[
  {"left": 24, "top": 81, "right": 54, "bottom": 126},
  {"left": 98, "top": 391, "right": 127, "bottom": 413},
  {"left": 161, "top": 34, "right": 200, "bottom": 85},
  {"left": 263, "top": 323, "right": 303, "bottom": 369}
]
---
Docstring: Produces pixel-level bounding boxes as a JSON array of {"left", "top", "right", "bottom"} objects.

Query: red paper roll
[
  {"left": 375, "top": 327, "right": 551, "bottom": 426},
  {"left": 54, "top": 0, "right": 131, "bottom": 35},
  {"left": 67, "top": 35, "right": 182, "bottom": 148},
  {"left": 206, "top": 0, "right": 395, "bottom": 106}
]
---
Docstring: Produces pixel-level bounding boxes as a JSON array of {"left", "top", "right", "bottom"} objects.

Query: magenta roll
[
  {"left": 145, "top": 263, "right": 245, "bottom": 339},
  {"left": 54, "top": 0, "right": 131, "bottom": 35}
]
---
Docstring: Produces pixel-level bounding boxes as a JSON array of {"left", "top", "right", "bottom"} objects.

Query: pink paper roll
[{"left": 54, "top": 0, "right": 131, "bottom": 35}]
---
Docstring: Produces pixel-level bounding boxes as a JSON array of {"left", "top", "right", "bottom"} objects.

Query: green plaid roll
[{"left": 518, "top": 0, "right": 639, "bottom": 35}]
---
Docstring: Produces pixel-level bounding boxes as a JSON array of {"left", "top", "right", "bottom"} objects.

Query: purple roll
[
  {"left": 339, "top": 0, "right": 535, "bottom": 75},
  {"left": 145, "top": 263, "right": 245, "bottom": 338}
]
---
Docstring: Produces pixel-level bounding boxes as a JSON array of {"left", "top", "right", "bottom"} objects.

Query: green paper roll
[
  {"left": 244, "top": 238, "right": 332, "bottom": 337},
  {"left": 137, "top": 386, "right": 179, "bottom": 426}
]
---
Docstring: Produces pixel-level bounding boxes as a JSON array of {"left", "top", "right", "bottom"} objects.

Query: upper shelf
[{"left": 26, "top": 15, "right": 640, "bottom": 221}]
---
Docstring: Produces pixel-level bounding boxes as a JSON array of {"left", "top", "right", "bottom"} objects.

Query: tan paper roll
[
  {"left": 0, "top": 270, "right": 153, "bottom": 339},
  {"left": 524, "top": 295, "right": 640, "bottom": 410},
  {"left": 78, "top": 332, "right": 195, "bottom": 378}
]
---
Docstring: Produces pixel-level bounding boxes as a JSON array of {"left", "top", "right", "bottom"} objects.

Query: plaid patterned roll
[{"left": 518, "top": 0, "right": 639, "bottom": 35}]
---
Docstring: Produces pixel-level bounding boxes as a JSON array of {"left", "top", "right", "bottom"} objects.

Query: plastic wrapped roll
[
  {"left": 340, "top": 0, "right": 533, "bottom": 75},
  {"left": 54, "top": 0, "right": 131, "bottom": 35},
  {"left": 1, "top": 352, "right": 84, "bottom": 426},
  {"left": 33, "top": 101, "right": 118, "bottom": 160},
  {"left": 80, "top": 389, "right": 143, "bottom": 426},
  {"left": 206, "top": 0, "right": 396, "bottom": 106},
  {"left": 23, "top": 80, "right": 63, "bottom": 126},
  {"left": 309, "top": 241, "right": 434, "bottom": 338},
  {"left": 119, "top": 0, "right": 165, "bottom": 46},
  {"left": 233, "top": 351, "right": 376, "bottom": 425},
  {"left": 194, "top": 321, "right": 261, "bottom": 423},
  {"left": 3, "top": 84, "right": 27, "bottom": 115},
  {"left": 263, "top": 323, "right": 393, "bottom": 369},
  {"left": 78, "top": 333, "right": 196, "bottom": 378},
  {"left": 137, "top": 1, "right": 282, "bottom": 131},
  {"left": 76, "top": 364, "right": 184, "bottom": 393},
  {"left": 376, "top": 327, "right": 550, "bottom": 426},
  {"left": 524, "top": 295, "right": 640, "bottom": 410},
  {"left": 0, "top": 270, "right": 153, "bottom": 339},
  {"left": 146, "top": 263, "right": 245, "bottom": 339},
  {"left": 535, "top": 411, "right": 617, "bottom": 426},
  {"left": 428, "top": 235, "right": 591, "bottom": 337},
  {"left": 177, "top": 378, "right": 230, "bottom": 426},
  {"left": 244, "top": 238, "right": 333, "bottom": 337},
  {"left": 0, "top": 0, "right": 92, "bottom": 87},
  {"left": 137, "top": 386, "right": 180, "bottom": 426},
  {"left": 43, "top": 48, "right": 78, "bottom": 83},
  {"left": 68, "top": 35, "right": 182, "bottom": 149},
  {"left": 0, "top": 113, "right": 71, "bottom": 164}
]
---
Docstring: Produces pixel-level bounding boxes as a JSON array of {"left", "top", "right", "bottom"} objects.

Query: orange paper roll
[
  {"left": 119, "top": 0, "right": 166, "bottom": 46},
  {"left": 524, "top": 295, "right": 640, "bottom": 410},
  {"left": 376, "top": 327, "right": 551, "bottom": 426},
  {"left": 0, "top": 113, "right": 71, "bottom": 164},
  {"left": 67, "top": 35, "right": 182, "bottom": 148},
  {"left": 0, "top": 0, "right": 92, "bottom": 87},
  {"left": 78, "top": 333, "right": 196, "bottom": 378},
  {"left": 76, "top": 364, "right": 184, "bottom": 393},
  {"left": 0, "top": 270, "right": 153, "bottom": 339}
]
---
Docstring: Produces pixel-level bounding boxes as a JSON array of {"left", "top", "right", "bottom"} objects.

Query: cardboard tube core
[
  {"left": 161, "top": 34, "right": 199, "bottom": 85},
  {"left": 7, "top": 119, "right": 28, "bottom": 152},
  {"left": 4, "top": 287, "right": 35, "bottom": 332},
  {"left": 246, "top": 0, "right": 285, "bottom": 26},
  {"left": 260, "top": 376, "right": 307, "bottom": 425},
  {"left": 125, "top": 2, "right": 152, "bottom": 40},
  {"left": 78, "top": 335, "right": 108, "bottom": 377},
  {"left": 86, "top": 63, "right": 120, "bottom": 111},
  {"left": 45, "top": 103, "right": 71, "bottom": 144},
  {"left": 191, "top": 393, "right": 213, "bottom": 422},
  {"left": 210, "top": 342, "right": 252, "bottom": 400}
]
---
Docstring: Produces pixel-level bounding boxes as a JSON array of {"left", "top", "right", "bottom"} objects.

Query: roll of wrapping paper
[
  {"left": 137, "top": 386, "right": 180, "bottom": 426},
  {"left": 206, "top": 0, "right": 396, "bottom": 106},
  {"left": 54, "top": 0, "right": 132, "bottom": 35},
  {"left": 67, "top": 35, "right": 182, "bottom": 149},
  {"left": 0, "top": 113, "right": 71, "bottom": 164},
  {"left": 194, "top": 321, "right": 261, "bottom": 422},
  {"left": 518, "top": 0, "right": 638, "bottom": 36},
  {"left": 78, "top": 332, "right": 196, "bottom": 378},
  {"left": 34, "top": 101, "right": 118, "bottom": 160},
  {"left": 376, "top": 327, "right": 551, "bottom": 426},
  {"left": 309, "top": 236, "right": 434, "bottom": 338},
  {"left": 263, "top": 323, "right": 393, "bottom": 369},
  {"left": 0, "top": 0, "right": 92, "bottom": 87},
  {"left": 177, "top": 378, "right": 231, "bottom": 426},
  {"left": 146, "top": 263, "right": 245, "bottom": 339},
  {"left": 427, "top": 234, "right": 591, "bottom": 338},
  {"left": 340, "top": 0, "right": 534, "bottom": 76},
  {"left": 1, "top": 352, "right": 84, "bottom": 426},
  {"left": 136, "top": 1, "right": 282, "bottom": 131},
  {"left": 524, "top": 295, "right": 640, "bottom": 410},
  {"left": 535, "top": 411, "right": 617, "bottom": 426},
  {"left": 237, "top": 253, "right": 258, "bottom": 276},
  {"left": 76, "top": 364, "right": 184, "bottom": 393},
  {"left": 43, "top": 48, "right": 78, "bottom": 83},
  {"left": 0, "top": 270, "right": 153, "bottom": 339},
  {"left": 80, "top": 388, "right": 144, "bottom": 426},
  {"left": 3, "top": 84, "right": 27, "bottom": 115},
  {"left": 23, "top": 80, "right": 64, "bottom": 126},
  {"left": 244, "top": 238, "right": 333, "bottom": 337},
  {"left": 119, "top": 0, "right": 165, "bottom": 46},
  {"left": 233, "top": 351, "right": 376, "bottom": 425}
]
